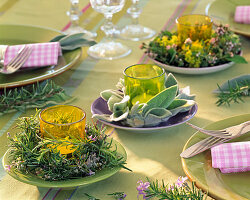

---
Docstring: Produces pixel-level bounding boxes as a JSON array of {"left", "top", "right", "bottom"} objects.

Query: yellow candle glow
[{"left": 39, "top": 105, "right": 86, "bottom": 154}]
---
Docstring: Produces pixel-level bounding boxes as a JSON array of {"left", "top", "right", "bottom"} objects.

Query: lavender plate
[{"left": 91, "top": 97, "right": 198, "bottom": 133}]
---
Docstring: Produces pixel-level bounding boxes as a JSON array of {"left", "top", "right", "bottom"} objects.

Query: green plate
[
  {"left": 2, "top": 138, "right": 127, "bottom": 188},
  {"left": 181, "top": 114, "right": 250, "bottom": 200},
  {"left": 207, "top": 0, "right": 250, "bottom": 37},
  {"left": 0, "top": 24, "right": 81, "bottom": 89}
]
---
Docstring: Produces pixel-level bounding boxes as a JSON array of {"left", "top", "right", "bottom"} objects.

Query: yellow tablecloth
[{"left": 0, "top": 0, "right": 249, "bottom": 200}]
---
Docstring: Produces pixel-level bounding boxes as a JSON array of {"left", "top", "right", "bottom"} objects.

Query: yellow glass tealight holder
[
  {"left": 39, "top": 105, "right": 86, "bottom": 154},
  {"left": 124, "top": 64, "right": 165, "bottom": 107},
  {"left": 176, "top": 14, "right": 213, "bottom": 43}
]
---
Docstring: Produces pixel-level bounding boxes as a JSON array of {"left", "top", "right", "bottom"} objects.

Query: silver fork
[
  {"left": 0, "top": 45, "right": 33, "bottom": 74},
  {"left": 181, "top": 121, "right": 250, "bottom": 158},
  {"left": 186, "top": 121, "right": 250, "bottom": 138}
]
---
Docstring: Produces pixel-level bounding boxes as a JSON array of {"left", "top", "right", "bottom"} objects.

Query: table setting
[{"left": 0, "top": 0, "right": 249, "bottom": 200}]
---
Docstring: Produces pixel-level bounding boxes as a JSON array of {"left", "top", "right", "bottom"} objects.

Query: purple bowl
[{"left": 91, "top": 97, "right": 198, "bottom": 133}]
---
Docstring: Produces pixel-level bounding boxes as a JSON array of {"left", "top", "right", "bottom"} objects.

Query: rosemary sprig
[
  {"left": 7, "top": 111, "right": 129, "bottom": 181},
  {"left": 216, "top": 80, "right": 250, "bottom": 106},
  {"left": 84, "top": 193, "right": 100, "bottom": 200},
  {"left": 137, "top": 177, "right": 207, "bottom": 200},
  {"left": 107, "top": 192, "right": 127, "bottom": 199},
  {"left": 0, "top": 80, "right": 74, "bottom": 115}
]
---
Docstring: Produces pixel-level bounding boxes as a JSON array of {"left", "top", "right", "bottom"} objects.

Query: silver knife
[{"left": 180, "top": 124, "right": 250, "bottom": 158}]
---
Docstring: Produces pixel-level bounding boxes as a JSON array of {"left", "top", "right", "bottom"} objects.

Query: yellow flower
[
  {"left": 184, "top": 50, "right": 194, "bottom": 64},
  {"left": 191, "top": 40, "right": 203, "bottom": 52},
  {"left": 169, "top": 35, "right": 178, "bottom": 45},
  {"left": 184, "top": 49, "right": 201, "bottom": 67}
]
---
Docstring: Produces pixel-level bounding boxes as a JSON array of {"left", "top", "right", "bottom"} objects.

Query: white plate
[{"left": 148, "top": 57, "right": 234, "bottom": 75}]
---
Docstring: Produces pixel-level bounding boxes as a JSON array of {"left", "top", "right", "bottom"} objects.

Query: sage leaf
[
  {"left": 49, "top": 34, "right": 67, "bottom": 42},
  {"left": 111, "top": 107, "right": 129, "bottom": 121},
  {"left": 92, "top": 114, "right": 114, "bottom": 122},
  {"left": 113, "top": 95, "right": 130, "bottom": 112},
  {"left": 101, "top": 89, "right": 123, "bottom": 101},
  {"left": 59, "top": 33, "right": 86, "bottom": 45},
  {"left": 107, "top": 95, "right": 122, "bottom": 112},
  {"left": 167, "top": 99, "right": 187, "bottom": 110},
  {"left": 145, "top": 107, "right": 172, "bottom": 118},
  {"left": 146, "top": 85, "right": 178, "bottom": 109},
  {"left": 169, "top": 100, "right": 195, "bottom": 116},
  {"left": 165, "top": 73, "right": 178, "bottom": 88}
]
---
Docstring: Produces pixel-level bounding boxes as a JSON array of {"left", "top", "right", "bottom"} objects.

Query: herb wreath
[{"left": 6, "top": 111, "right": 129, "bottom": 181}]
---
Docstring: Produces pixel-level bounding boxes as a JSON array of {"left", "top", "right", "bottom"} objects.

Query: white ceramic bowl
[{"left": 148, "top": 56, "right": 235, "bottom": 75}]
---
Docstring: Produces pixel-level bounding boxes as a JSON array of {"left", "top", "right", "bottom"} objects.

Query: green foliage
[
  {"left": 50, "top": 33, "right": 96, "bottom": 51},
  {"left": 93, "top": 73, "right": 196, "bottom": 127},
  {"left": 215, "top": 75, "right": 250, "bottom": 106},
  {"left": 7, "top": 113, "right": 128, "bottom": 181},
  {"left": 227, "top": 55, "right": 247, "bottom": 64},
  {"left": 0, "top": 80, "right": 74, "bottom": 116},
  {"left": 139, "top": 178, "right": 207, "bottom": 200},
  {"left": 142, "top": 24, "right": 247, "bottom": 68},
  {"left": 84, "top": 193, "right": 100, "bottom": 200}
]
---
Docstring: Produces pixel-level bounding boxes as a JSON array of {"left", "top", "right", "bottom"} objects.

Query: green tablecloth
[{"left": 0, "top": 0, "right": 249, "bottom": 199}]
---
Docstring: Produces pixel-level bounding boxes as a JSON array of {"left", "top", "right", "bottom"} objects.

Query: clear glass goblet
[
  {"left": 64, "top": 0, "right": 97, "bottom": 39},
  {"left": 119, "top": 0, "right": 155, "bottom": 41},
  {"left": 88, "top": 0, "right": 131, "bottom": 60}
]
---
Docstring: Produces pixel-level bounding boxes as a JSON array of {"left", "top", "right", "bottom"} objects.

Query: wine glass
[
  {"left": 88, "top": 0, "right": 131, "bottom": 60},
  {"left": 64, "top": 0, "right": 97, "bottom": 39},
  {"left": 119, "top": 0, "right": 155, "bottom": 41}
]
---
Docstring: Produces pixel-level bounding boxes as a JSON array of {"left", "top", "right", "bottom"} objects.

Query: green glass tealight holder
[
  {"left": 124, "top": 64, "right": 165, "bottom": 107},
  {"left": 176, "top": 14, "right": 213, "bottom": 43}
]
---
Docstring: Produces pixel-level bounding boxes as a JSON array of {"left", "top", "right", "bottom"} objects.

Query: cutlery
[
  {"left": 0, "top": 45, "right": 33, "bottom": 74},
  {"left": 181, "top": 121, "right": 250, "bottom": 158},
  {"left": 186, "top": 121, "right": 250, "bottom": 138}
]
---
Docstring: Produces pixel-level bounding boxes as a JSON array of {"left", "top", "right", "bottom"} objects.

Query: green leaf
[
  {"left": 227, "top": 55, "right": 248, "bottom": 64},
  {"left": 49, "top": 34, "right": 67, "bottom": 42},
  {"left": 113, "top": 95, "right": 130, "bottom": 112},
  {"left": 92, "top": 114, "right": 114, "bottom": 122},
  {"left": 165, "top": 73, "right": 178, "bottom": 88},
  {"left": 145, "top": 107, "right": 172, "bottom": 118},
  {"left": 111, "top": 107, "right": 129, "bottom": 121},
  {"left": 107, "top": 95, "right": 122, "bottom": 112},
  {"left": 50, "top": 33, "right": 96, "bottom": 51},
  {"left": 59, "top": 33, "right": 86, "bottom": 45},
  {"left": 168, "top": 48, "right": 177, "bottom": 64},
  {"left": 167, "top": 99, "right": 187, "bottom": 110},
  {"left": 145, "top": 85, "right": 178, "bottom": 109},
  {"left": 144, "top": 109, "right": 172, "bottom": 127},
  {"left": 126, "top": 114, "right": 145, "bottom": 127},
  {"left": 100, "top": 89, "right": 123, "bottom": 101},
  {"left": 169, "top": 100, "right": 195, "bottom": 116},
  {"left": 60, "top": 38, "right": 96, "bottom": 50}
]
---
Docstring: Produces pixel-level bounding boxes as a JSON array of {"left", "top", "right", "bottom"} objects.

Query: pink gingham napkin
[
  {"left": 4, "top": 42, "right": 62, "bottom": 68},
  {"left": 234, "top": 6, "right": 250, "bottom": 24},
  {"left": 211, "top": 141, "right": 250, "bottom": 173}
]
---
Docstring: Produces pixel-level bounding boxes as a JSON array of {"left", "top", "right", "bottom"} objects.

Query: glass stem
[
  {"left": 101, "top": 13, "right": 115, "bottom": 41},
  {"left": 127, "top": 0, "right": 141, "bottom": 26},
  {"left": 68, "top": 0, "right": 81, "bottom": 27}
]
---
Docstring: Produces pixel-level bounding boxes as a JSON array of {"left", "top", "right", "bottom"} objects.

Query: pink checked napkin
[
  {"left": 211, "top": 141, "right": 250, "bottom": 173},
  {"left": 4, "top": 42, "right": 62, "bottom": 68},
  {"left": 234, "top": 6, "right": 250, "bottom": 24}
]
